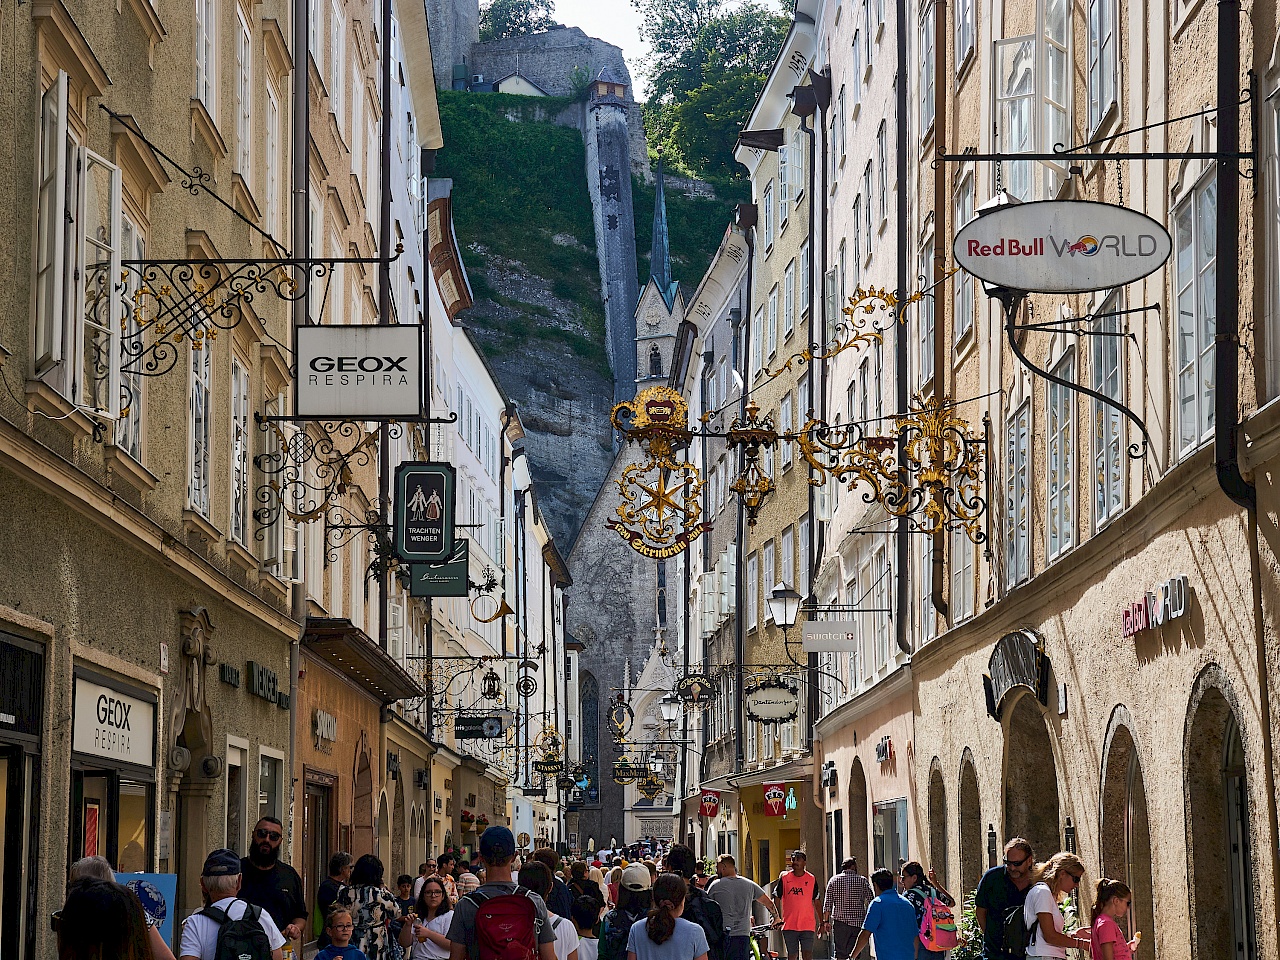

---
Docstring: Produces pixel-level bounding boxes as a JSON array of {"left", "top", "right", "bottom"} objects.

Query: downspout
[
  {"left": 376, "top": 0, "right": 394, "bottom": 654},
  {"left": 421, "top": 147, "right": 436, "bottom": 746},
  {"left": 930, "top": 0, "right": 949, "bottom": 621},
  {"left": 734, "top": 211, "right": 756, "bottom": 773},
  {"left": 799, "top": 98, "right": 821, "bottom": 753},
  {"left": 893, "top": 0, "right": 911, "bottom": 655}
]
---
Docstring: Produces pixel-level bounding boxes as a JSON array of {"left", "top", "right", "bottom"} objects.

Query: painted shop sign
[
  {"left": 72, "top": 678, "right": 155, "bottom": 768},
  {"left": 313, "top": 709, "right": 337, "bottom": 747},
  {"left": 700, "top": 790, "right": 721, "bottom": 818},
  {"left": 802, "top": 620, "right": 858, "bottom": 653},
  {"left": 294, "top": 324, "right": 424, "bottom": 418},
  {"left": 455, "top": 715, "right": 506, "bottom": 740},
  {"left": 983, "top": 629, "right": 1050, "bottom": 721},
  {"left": 408, "top": 539, "right": 469, "bottom": 598},
  {"left": 953, "top": 200, "right": 1172, "bottom": 293},
  {"left": 744, "top": 678, "right": 800, "bottom": 724},
  {"left": 394, "top": 462, "right": 456, "bottom": 564},
  {"left": 875, "top": 735, "right": 894, "bottom": 764},
  {"left": 1121, "top": 575, "right": 1191, "bottom": 638}
]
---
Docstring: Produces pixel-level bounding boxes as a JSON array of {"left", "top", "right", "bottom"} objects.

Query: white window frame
[
  {"left": 1047, "top": 351, "right": 1075, "bottom": 559},
  {"left": 231, "top": 358, "right": 251, "bottom": 545},
  {"left": 768, "top": 286, "right": 779, "bottom": 357},
  {"left": 116, "top": 216, "right": 145, "bottom": 459},
  {"left": 838, "top": 86, "right": 847, "bottom": 161},
  {"left": 763, "top": 181, "right": 776, "bottom": 249},
  {"left": 188, "top": 332, "right": 213, "bottom": 517},
  {"left": 779, "top": 144, "right": 790, "bottom": 225},
  {"left": 780, "top": 393, "right": 794, "bottom": 468},
  {"left": 1094, "top": 292, "right": 1125, "bottom": 524},
  {"left": 1087, "top": 0, "right": 1117, "bottom": 133},
  {"left": 919, "top": 536, "right": 934, "bottom": 645},
  {"left": 863, "top": 162, "right": 875, "bottom": 260},
  {"left": 781, "top": 525, "right": 795, "bottom": 587},
  {"left": 798, "top": 513, "right": 810, "bottom": 591},
  {"left": 876, "top": 122, "right": 888, "bottom": 222},
  {"left": 791, "top": 130, "right": 805, "bottom": 201},
  {"left": 1005, "top": 402, "right": 1030, "bottom": 586},
  {"left": 871, "top": 543, "right": 889, "bottom": 669},
  {"left": 752, "top": 308, "right": 764, "bottom": 378},
  {"left": 235, "top": 8, "right": 252, "bottom": 175},
  {"left": 951, "top": 525, "right": 975, "bottom": 622},
  {"left": 784, "top": 261, "right": 796, "bottom": 337},
  {"left": 956, "top": 0, "right": 976, "bottom": 70},
  {"left": 226, "top": 737, "right": 250, "bottom": 855},
  {"left": 918, "top": 237, "right": 935, "bottom": 387},
  {"left": 762, "top": 540, "right": 776, "bottom": 622},
  {"left": 195, "top": 0, "right": 219, "bottom": 116},
  {"left": 330, "top": 0, "right": 346, "bottom": 127},
  {"left": 920, "top": 3, "right": 936, "bottom": 137},
  {"left": 1175, "top": 173, "right": 1217, "bottom": 457},
  {"left": 864, "top": 0, "right": 875, "bottom": 68},
  {"left": 747, "top": 552, "right": 759, "bottom": 629},
  {"left": 258, "top": 746, "right": 286, "bottom": 824},
  {"left": 265, "top": 84, "right": 280, "bottom": 235},
  {"left": 800, "top": 241, "right": 811, "bottom": 314},
  {"left": 852, "top": 31, "right": 863, "bottom": 105},
  {"left": 953, "top": 175, "right": 976, "bottom": 341},
  {"left": 852, "top": 196, "right": 863, "bottom": 279}
]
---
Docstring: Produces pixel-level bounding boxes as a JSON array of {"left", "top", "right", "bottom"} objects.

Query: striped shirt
[{"left": 824, "top": 871, "right": 875, "bottom": 926}]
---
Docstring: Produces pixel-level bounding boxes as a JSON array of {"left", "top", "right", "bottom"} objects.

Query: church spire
[{"left": 650, "top": 156, "right": 677, "bottom": 310}]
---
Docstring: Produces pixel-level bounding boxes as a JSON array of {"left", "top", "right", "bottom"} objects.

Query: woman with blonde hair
[{"left": 1023, "top": 852, "right": 1093, "bottom": 958}]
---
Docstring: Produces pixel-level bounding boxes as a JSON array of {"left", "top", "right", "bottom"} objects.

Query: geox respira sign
[
  {"left": 295, "top": 325, "right": 424, "bottom": 417},
  {"left": 953, "top": 200, "right": 1172, "bottom": 293}
]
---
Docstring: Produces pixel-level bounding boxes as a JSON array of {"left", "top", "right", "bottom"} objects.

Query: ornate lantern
[
  {"left": 481, "top": 667, "right": 502, "bottom": 701},
  {"left": 727, "top": 400, "right": 778, "bottom": 526}
]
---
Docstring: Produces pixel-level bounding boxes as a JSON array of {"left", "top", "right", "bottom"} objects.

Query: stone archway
[
  {"left": 927, "top": 760, "right": 948, "bottom": 884},
  {"left": 378, "top": 792, "right": 392, "bottom": 864},
  {"left": 1099, "top": 709, "right": 1154, "bottom": 946},
  {"left": 393, "top": 776, "right": 407, "bottom": 876},
  {"left": 1185, "top": 670, "right": 1257, "bottom": 959},
  {"left": 958, "top": 749, "right": 982, "bottom": 898},
  {"left": 353, "top": 737, "right": 374, "bottom": 857},
  {"left": 1003, "top": 694, "right": 1060, "bottom": 858},
  {"left": 848, "top": 757, "right": 869, "bottom": 870}
]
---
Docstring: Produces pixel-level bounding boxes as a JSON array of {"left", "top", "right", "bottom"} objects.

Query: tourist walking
[
  {"left": 974, "top": 838, "right": 1036, "bottom": 959},
  {"left": 336, "top": 854, "right": 405, "bottom": 960},
  {"left": 899, "top": 862, "right": 956, "bottom": 957},
  {"left": 848, "top": 870, "right": 917, "bottom": 960},
  {"left": 57, "top": 878, "right": 155, "bottom": 960},
  {"left": 318, "top": 853, "right": 356, "bottom": 947},
  {"left": 572, "top": 896, "right": 603, "bottom": 960},
  {"left": 600, "top": 865, "right": 654, "bottom": 960},
  {"left": 239, "top": 817, "right": 308, "bottom": 947},
  {"left": 663, "top": 844, "right": 726, "bottom": 960},
  {"left": 625, "top": 874, "right": 711, "bottom": 960},
  {"left": 521, "top": 861, "right": 581, "bottom": 960},
  {"left": 819, "top": 858, "right": 873, "bottom": 960},
  {"left": 399, "top": 876, "right": 454, "bottom": 960},
  {"left": 706, "top": 854, "right": 779, "bottom": 960},
  {"left": 317, "top": 905, "right": 369, "bottom": 960},
  {"left": 178, "top": 849, "right": 286, "bottom": 960},
  {"left": 772, "top": 851, "right": 820, "bottom": 960},
  {"left": 1023, "top": 853, "right": 1092, "bottom": 958},
  {"left": 1089, "top": 878, "right": 1142, "bottom": 960}
]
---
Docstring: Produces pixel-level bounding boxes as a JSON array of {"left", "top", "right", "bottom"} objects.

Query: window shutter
[
  {"left": 389, "top": 601, "right": 405, "bottom": 659},
  {"left": 78, "top": 148, "right": 124, "bottom": 419},
  {"left": 36, "top": 71, "right": 70, "bottom": 374}
]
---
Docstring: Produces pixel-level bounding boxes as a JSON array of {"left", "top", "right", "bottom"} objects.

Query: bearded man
[{"left": 238, "top": 816, "right": 309, "bottom": 947}]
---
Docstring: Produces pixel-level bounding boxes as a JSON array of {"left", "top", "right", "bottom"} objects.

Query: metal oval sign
[{"left": 953, "top": 199, "right": 1172, "bottom": 293}]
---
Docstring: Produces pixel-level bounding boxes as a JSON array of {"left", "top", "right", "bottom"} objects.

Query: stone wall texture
[{"left": 426, "top": 0, "right": 480, "bottom": 88}]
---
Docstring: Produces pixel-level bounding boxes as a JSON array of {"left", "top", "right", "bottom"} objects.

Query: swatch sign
[{"left": 953, "top": 200, "right": 1172, "bottom": 293}]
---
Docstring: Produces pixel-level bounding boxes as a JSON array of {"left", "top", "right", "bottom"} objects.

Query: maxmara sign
[
  {"left": 954, "top": 200, "right": 1172, "bottom": 293},
  {"left": 295, "top": 324, "right": 424, "bottom": 418}
]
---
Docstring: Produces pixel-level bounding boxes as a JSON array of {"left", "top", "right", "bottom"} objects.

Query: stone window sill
[
  {"left": 182, "top": 507, "right": 221, "bottom": 544},
  {"left": 24, "top": 379, "right": 95, "bottom": 442},
  {"left": 103, "top": 443, "right": 158, "bottom": 494}
]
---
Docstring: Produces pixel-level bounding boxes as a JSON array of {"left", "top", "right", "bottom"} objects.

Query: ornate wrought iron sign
[
  {"left": 394, "top": 462, "right": 455, "bottom": 564},
  {"left": 674, "top": 672, "right": 718, "bottom": 706},
  {"left": 743, "top": 675, "right": 800, "bottom": 725}
]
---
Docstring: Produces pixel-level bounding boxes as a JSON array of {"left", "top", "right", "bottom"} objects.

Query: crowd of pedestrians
[{"left": 52, "top": 827, "right": 1144, "bottom": 960}]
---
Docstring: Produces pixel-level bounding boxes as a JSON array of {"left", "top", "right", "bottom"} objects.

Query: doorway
[
  {"left": 1100, "top": 718, "right": 1154, "bottom": 949},
  {"left": 848, "top": 758, "right": 869, "bottom": 870},
  {"left": 928, "top": 765, "right": 948, "bottom": 884},
  {"left": 958, "top": 751, "right": 982, "bottom": 899},
  {"left": 1003, "top": 695, "right": 1060, "bottom": 857},
  {"left": 303, "top": 774, "right": 335, "bottom": 932}
]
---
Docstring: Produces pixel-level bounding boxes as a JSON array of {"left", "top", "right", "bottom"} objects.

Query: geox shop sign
[{"left": 295, "top": 325, "right": 424, "bottom": 417}]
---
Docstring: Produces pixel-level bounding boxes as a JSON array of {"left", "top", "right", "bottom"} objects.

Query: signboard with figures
[{"left": 394, "top": 462, "right": 455, "bottom": 564}]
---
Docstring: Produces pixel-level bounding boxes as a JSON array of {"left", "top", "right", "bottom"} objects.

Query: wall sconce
[{"left": 987, "top": 823, "right": 998, "bottom": 868}]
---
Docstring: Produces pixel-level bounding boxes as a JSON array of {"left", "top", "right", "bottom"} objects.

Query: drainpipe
[
  {"left": 733, "top": 207, "right": 756, "bottom": 773},
  {"left": 893, "top": 0, "right": 911, "bottom": 655},
  {"left": 930, "top": 0, "right": 949, "bottom": 621}
]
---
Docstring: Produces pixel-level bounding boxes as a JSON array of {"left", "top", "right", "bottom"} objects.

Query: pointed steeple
[{"left": 649, "top": 157, "right": 677, "bottom": 310}]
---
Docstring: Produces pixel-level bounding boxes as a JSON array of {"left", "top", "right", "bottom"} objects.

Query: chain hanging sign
[
  {"left": 295, "top": 324, "right": 425, "bottom": 417},
  {"left": 744, "top": 675, "right": 800, "bottom": 725},
  {"left": 409, "top": 539, "right": 470, "bottom": 598},
  {"left": 394, "top": 462, "right": 455, "bottom": 564}
]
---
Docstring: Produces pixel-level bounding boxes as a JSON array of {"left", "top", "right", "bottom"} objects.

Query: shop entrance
[
  {"left": 0, "top": 634, "right": 43, "bottom": 960},
  {"left": 847, "top": 758, "right": 868, "bottom": 869},
  {"left": 303, "top": 773, "right": 335, "bottom": 929},
  {"left": 70, "top": 769, "right": 153, "bottom": 871},
  {"left": 1003, "top": 695, "right": 1060, "bottom": 857},
  {"left": 1100, "top": 720, "right": 1153, "bottom": 947},
  {"left": 958, "top": 751, "right": 983, "bottom": 898}
]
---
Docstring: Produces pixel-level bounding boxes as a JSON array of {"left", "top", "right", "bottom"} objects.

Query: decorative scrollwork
[{"left": 605, "top": 451, "right": 707, "bottom": 559}]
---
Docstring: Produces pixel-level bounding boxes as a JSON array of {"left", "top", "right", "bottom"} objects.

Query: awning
[
  {"left": 303, "top": 617, "right": 425, "bottom": 703},
  {"left": 729, "top": 756, "right": 814, "bottom": 789}
]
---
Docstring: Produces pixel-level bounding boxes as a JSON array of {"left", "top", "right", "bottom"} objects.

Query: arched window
[
  {"left": 650, "top": 344, "right": 663, "bottom": 376},
  {"left": 581, "top": 673, "right": 600, "bottom": 798}
]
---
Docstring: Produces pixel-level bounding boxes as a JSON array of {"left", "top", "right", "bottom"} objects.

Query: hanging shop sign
[
  {"left": 744, "top": 677, "right": 800, "bottom": 724},
  {"left": 700, "top": 790, "right": 721, "bottom": 818},
  {"left": 294, "top": 324, "right": 424, "bottom": 418},
  {"left": 762, "top": 782, "right": 789, "bottom": 817},
  {"left": 72, "top": 677, "right": 156, "bottom": 768},
  {"left": 409, "top": 539, "right": 470, "bottom": 598},
  {"left": 801, "top": 620, "right": 858, "bottom": 653},
  {"left": 983, "top": 629, "right": 1050, "bottom": 721},
  {"left": 454, "top": 715, "right": 505, "bottom": 740},
  {"left": 1121, "top": 575, "right": 1191, "bottom": 638},
  {"left": 953, "top": 200, "right": 1172, "bottom": 294},
  {"left": 675, "top": 672, "right": 718, "bottom": 705},
  {"left": 394, "top": 462, "right": 456, "bottom": 564}
]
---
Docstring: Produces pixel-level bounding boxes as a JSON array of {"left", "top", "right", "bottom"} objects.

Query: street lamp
[
  {"left": 659, "top": 693, "right": 681, "bottom": 726},
  {"left": 768, "top": 582, "right": 803, "bottom": 633}
]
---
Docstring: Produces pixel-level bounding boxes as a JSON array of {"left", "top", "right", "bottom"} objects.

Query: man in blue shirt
[{"left": 850, "top": 869, "right": 918, "bottom": 960}]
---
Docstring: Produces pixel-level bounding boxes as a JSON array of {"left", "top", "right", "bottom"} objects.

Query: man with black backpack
[
  {"left": 179, "top": 848, "right": 285, "bottom": 960},
  {"left": 662, "top": 844, "right": 727, "bottom": 960},
  {"left": 447, "top": 825, "right": 559, "bottom": 960},
  {"left": 973, "top": 838, "right": 1036, "bottom": 960}
]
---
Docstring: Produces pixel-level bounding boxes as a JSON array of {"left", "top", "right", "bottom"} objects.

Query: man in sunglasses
[
  {"left": 239, "top": 817, "right": 309, "bottom": 947},
  {"left": 974, "top": 838, "right": 1035, "bottom": 959}
]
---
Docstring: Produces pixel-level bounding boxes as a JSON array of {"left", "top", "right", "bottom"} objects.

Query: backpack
[
  {"left": 1001, "top": 902, "right": 1036, "bottom": 960},
  {"left": 917, "top": 893, "right": 959, "bottom": 951},
  {"left": 199, "top": 900, "right": 272, "bottom": 960},
  {"left": 469, "top": 886, "right": 543, "bottom": 960},
  {"left": 684, "top": 886, "right": 727, "bottom": 960},
  {"left": 599, "top": 908, "right": 642, "bottom": 960}
]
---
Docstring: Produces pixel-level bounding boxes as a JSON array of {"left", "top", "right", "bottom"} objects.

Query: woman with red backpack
[{"left": 899, "top": 862, "right": 957, "bottom": 956}]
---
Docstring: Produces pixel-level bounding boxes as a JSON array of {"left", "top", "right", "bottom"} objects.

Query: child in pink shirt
[{"left": 1090, "top": 878, "right": 1141, "bottom": 960}]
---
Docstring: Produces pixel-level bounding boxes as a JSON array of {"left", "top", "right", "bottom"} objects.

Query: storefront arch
[
  {"left": 393, "top": 776, "right": 407, "bottom": 876},
  {"left": 958, "top": 748, "right": 983, "bottom": 899},
  {"left": 1002, "top": 693, "right": 1060, "bottom": 858},
  {"left": 377, "top": 791, "right": 391, "bottom": 864},
  {"left": 927, "top": 758, "right": 948, "bottom": 884},
  {"left": 1184, "top": 666, "right": 1257, "bottom": 960},
  {"left": 353, "top": 736, "right": 374, "bottom": 857},
  {"left": 1099, "top": 707, "right": 1154, "bottom": 946},
  {"left": 848, "top": 757, "right": 869, "bottom": 870}
]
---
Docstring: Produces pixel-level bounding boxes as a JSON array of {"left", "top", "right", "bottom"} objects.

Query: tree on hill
[
  {"left": 635, "top": 0, "right": 788, "bottom": 185},
  {"left": 479, "top": 0, "right": 557, "bottom": 42}
]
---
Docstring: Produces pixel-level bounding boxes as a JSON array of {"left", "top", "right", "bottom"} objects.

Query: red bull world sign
[{"left": 953, "top": 199, "right": 1172, "bottom": 293}]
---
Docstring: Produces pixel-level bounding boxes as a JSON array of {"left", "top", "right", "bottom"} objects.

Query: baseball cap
[
  {"left": 620, "top": 864, "right": 652, "bottom": 891},
  {"left": 202, "top": 848, "right": 241, "bottom": 877},
  {"left": 479, "top": 825, "right": 517, "bottom": 860}
]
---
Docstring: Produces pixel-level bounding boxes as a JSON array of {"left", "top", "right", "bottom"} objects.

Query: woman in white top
[
  {"left": 1023, "top": 852, "right": 1094, "bottom": 958},
  {"left": 400, "top": 876, "right": 454, "bottom": 960}
]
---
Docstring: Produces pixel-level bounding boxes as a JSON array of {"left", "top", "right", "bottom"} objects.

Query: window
[
  {"left": 1088, "top": 0, "right": 1117, "bottom": 132},
  {"left": 116, "top": 217, "right": 145, "bottom": 459},
  {"left": 829, "top": 114, "right": 839, "bottom": 185},
  {"left": 791, "top": 130, "right": 805, "bottom": 200},
  {"left": 798, "top": 514, "right": 811, "bottom": 591},
  {"left": 838, "top": 241, "right": 848, "bottom": 340},
  {"left": 352, "top": 74, "right": 365, "bottom": 187},
  {"left": 800, "top": 242, "right": 811, "bottom": 313},
  {"left": 762, "top": 540, "right": 776, "bottom": 620},
  {"left": 919, "top": 536, "right": 934, "bottom": 645},
  {"left": 195, "top": 0, "right": 218, "bottom": 115},
  {"left": 231, "top": 359, "right": 250, "bottom": 544},
  {"left": 747, "top": 720, "right": 758, "bottom": 761},
  {"left": 857, "top": 358, "right": 869, "bottom": 424},
  {"left": 1094, "top": 294, "right": 1124, "bottom": 523},
  {"left": 259, "top": 752, "right": 283, "bottom": 823},
  {"left": 872, "top": 340, "right": 884, "bottom": 417},
  {"left": 330, "top": 1, "right": 346, "bottom": 126},
  {"left": 189, "top": 335, "right": 213, "bottom": 517},
  {"left": 852, "top": 31, "right": 863, "bottom": 100},
  {"left": 768, "top": 287, "right": 779, "bottom": 356},
  {"left": 838, "top": 86, "right": 847, "bottom": 161},
  {"left": 1047, "top": 352, "right": 1074, "bottom": 558},
  {"left": 779, "top": 145, "right": 790, "bottom": 224},
  {"left": 752, "top": 308, "right": 764, "bottom": 377},
  {"left": 953, "top": 176, "right": 976, "bottom": 341},
  {"left": 265, "top": 86, "right": 280, "bottom": 235},
  {"left": 1006, "top": 402, "right": 1030, "bottom": 586},
  {"left": 876, "top": 122, "right": 888, "bottom": 221},
  {"left": 871, "top": 544, "right": 889, "bottom": 667},
  {"left": 852, "top": 196, "right": 863, "bottom": 277},
  {"left": 781, "top": 393, "right": 794, "bottom": 468},
  {"left": 920, "top": 3, "right": 936, "bottom": 136},
  {"left": 873, "top": 799, "right": 908, "bottom": 870},
  {"left": 235, "top": 9, "right": 252, "bottom": 174},
  {"left": 784, "top": 261, "right": 796, "bottom": 337},
  {"left": 824, "top": 269, "right": 839, "bottom": 344},
  {"left": 863, "top": 163, "right": 875, "bottom": 259},
  {"left": 1175, "top": 174, "right": 1218, "bottom": 455},
  {"left": 226, "top": 743, "right": 246, "bottom": 854},
  {"left": 918, "top": 238, "right": 935, "bottom": 387},
  {"left": 309, "top": 0, "right": 323, "bottom": 73},
  {"left": 956, "top": 0, "right": 975, "bottom": 68},
  {"left": 781, "top": 525, "right": 795, "bottom": 587},
  {"left": 747, "top": 553, "right": 759, "bottom": 628},
  {"left": 951, "top": 525, "right": 975, "bottom": 622},
  {"left": 864, "top": 0, "right": 875, "bottom": 68},
  {"left": 389, "top": 601, "right": 404, "bottom": 660},
  {"left": 35, "top": 73, "right": 123, "bottom": 418},
  {"left": 763, "top": 182, "right": 775, "bottom": 249}
]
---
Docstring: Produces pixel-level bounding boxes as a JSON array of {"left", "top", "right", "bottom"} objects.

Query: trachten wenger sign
[
  {"left": 1122, "top": 575, "right": 1190, "bottom": 638},
  {"left": 295, "top": 324, "right": 424, "bottom": 417},
  {"left": 953, "top": 200, "right": 1172, "bottom": 293},
  {"left": 73, "top": 678, "right": 155, "bottom": 767},
  {"left": 802, "top": 620, "right": 858, "bottom": 652},
  {"left": 394, "top": 462, "right": 456, "bottom": 564}
]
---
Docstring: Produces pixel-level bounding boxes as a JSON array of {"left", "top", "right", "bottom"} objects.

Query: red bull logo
[
  {"left": 1066, "top": 235, "right": 1100, "bottom": 256},
  {"left": 966, "top": 233, "right": 1159, "bottom": 259}
]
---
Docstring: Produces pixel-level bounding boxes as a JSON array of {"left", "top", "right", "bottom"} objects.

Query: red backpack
[{"left": 468, "top": 886, "right": 542, "bottom": 960}]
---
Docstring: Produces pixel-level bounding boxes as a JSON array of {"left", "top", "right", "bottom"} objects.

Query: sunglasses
[
  {"left": 1066, "top": 873, "right": 1084, "bottom": 883},
  {"left": 1004, "top": 855, "right": 1031, "bottom": 868},
  {"left": 255, "top": 828, "right": 283, "bottom": 841}
]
